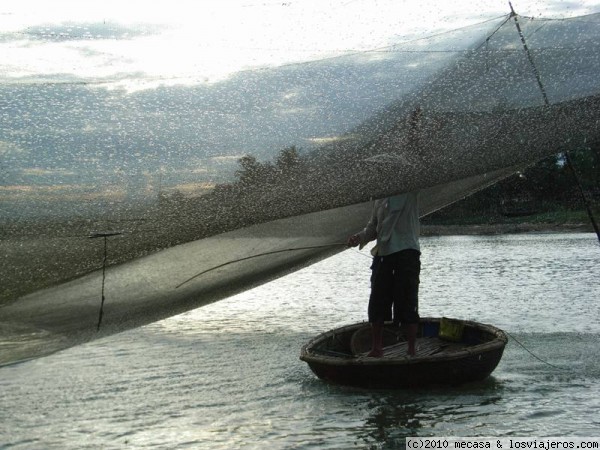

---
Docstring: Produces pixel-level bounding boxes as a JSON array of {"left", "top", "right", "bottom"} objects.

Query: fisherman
[{"left": 347, "top": 191, "right": 421, "bottom": 357}]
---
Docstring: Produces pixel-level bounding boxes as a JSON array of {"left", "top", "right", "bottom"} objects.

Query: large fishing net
[{"left": 1, "top": 5, "right": 599, "bottom": 363}]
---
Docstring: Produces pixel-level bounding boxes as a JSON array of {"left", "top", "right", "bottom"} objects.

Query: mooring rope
[{"left": 504, "top": 330, "right": 566, "bottom": 371}]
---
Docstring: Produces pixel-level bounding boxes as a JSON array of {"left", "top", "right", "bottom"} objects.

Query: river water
[{"left": 1, "top": 233, "right": 599, "bottom": 449}]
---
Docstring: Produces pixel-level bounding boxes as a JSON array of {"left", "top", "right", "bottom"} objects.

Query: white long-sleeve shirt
[{"left": 357, "top": 191, "right": 420, "bottom": 256}]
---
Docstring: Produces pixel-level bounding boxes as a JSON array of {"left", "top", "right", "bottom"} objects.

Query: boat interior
[{"left": 309, "top": 318, "right": 506, "bottom": 359}]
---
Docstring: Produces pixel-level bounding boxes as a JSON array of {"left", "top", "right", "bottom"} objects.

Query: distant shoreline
[{"left": 420, "top": 222, "right": 595, "bottom": 236}]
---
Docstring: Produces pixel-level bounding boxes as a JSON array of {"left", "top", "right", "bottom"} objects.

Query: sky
[
  {"left": 2, "top": 0, "right": 600, "bottom": 89},
  {"left": 1, "top": 0, "right": 600, "bottom": 218}
]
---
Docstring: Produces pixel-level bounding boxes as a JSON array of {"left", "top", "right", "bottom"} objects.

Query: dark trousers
[{"left": 368, "top": 249, "right": 421, "bottom": 325}]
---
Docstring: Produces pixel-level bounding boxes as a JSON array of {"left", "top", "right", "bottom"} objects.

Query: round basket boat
[{"left": 300, "top": 317, "right": 507, "bottom": 388}]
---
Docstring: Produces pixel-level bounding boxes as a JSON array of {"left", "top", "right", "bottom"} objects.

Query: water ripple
[{"left": 1, "top": 233, "right": 599, "bottom": 449}]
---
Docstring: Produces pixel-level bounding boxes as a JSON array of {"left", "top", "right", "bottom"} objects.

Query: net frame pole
[{"left": 509, "top": 2, "right": 600, "bottom": 244}]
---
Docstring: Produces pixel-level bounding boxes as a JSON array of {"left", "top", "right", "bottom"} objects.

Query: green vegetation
[{"left": 422, "top": 144, "right": 600, "bottom": 227}]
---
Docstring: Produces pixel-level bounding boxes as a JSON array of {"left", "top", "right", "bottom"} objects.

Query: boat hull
[{"left": 300, "top": 318, "right": 507, "bottom": 389}]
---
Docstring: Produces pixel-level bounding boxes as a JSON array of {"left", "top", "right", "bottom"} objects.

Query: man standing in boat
[{"left": 347, "top": 191, "right": 421, "bottom": 357}]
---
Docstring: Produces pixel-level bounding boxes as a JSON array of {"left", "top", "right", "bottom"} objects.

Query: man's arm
[{"left": 347, "top": 202, "right": 378, "bottom": 248}]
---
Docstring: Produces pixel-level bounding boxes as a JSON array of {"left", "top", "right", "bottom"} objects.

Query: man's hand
[{"left": 347, "top": 234, "right": 361, "bottom": 247}]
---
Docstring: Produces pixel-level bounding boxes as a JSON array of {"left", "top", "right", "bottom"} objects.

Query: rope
[
  {"left": 475, "top": 13, "right": 512, "bottom": 51},
  {"left": 175, "top": 243, "right": 347, "bottom": 289},
  {"left": 97, "top": 236, "right": 108, "bottom": 331},
  {"left": 509, "top": 3, "right": 600, "bottom": 245},
  {"left": 350, "top": 247, "right": 374, "bottom": 260},
  {"left": 2, "top": 13, "right": 552, "bottom": 88},
  {"left": 563, "top": 152, "right": 600, "bottom": 245},
  {"left": 504, "top": 330, "right": 566, "bottom": 371},
  {"left": 89, "top": 231, "right": 122, "bottom": 331},
  {"left": 509, "top": 3, "right": 550, "bottom": 104}
]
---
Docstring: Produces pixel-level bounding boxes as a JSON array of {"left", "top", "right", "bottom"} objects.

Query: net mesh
[{"left": 1, "top": 8, "right": 599, "bottom": 363}]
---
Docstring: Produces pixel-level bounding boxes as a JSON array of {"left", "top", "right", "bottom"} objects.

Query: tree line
[
  {"left": 159, "top": 140, "right": 599, "bottom": 224},
  {"left": 423, "top": 144, "right": 600, "bottom": 224}
]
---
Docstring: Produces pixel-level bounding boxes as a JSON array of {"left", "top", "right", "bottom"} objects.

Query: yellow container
[{"left": 439, "top": 317, "right": 464, "bottom": 342}]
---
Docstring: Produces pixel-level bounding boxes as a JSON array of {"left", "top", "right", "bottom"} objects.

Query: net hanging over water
[{"left": 1, "top": 2, "right": 599, "bottom": 364}]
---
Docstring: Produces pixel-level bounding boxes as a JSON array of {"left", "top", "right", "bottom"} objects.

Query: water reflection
[
  {"left": 337, "top": 377, "right": 505, "bottom": 448},
  {"left": 362, "top": 399, "right": 423, "bottom": 445}
]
